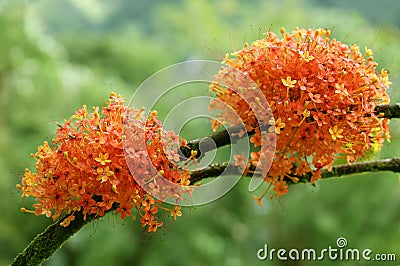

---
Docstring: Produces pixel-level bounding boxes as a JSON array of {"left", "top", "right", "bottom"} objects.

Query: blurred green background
[{"left": 1, "top": 0, "right": 400, "bottom": 265}]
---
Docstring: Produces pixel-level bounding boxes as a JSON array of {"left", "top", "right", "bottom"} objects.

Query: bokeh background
[{"left": 1, "top": 0, "right": 400, "bottom": 265}]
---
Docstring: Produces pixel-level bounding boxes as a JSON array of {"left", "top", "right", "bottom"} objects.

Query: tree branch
[
  {"left": 181, "top": 103, "right": 400, "bottom": 158},
  {"left": 375, "top": 103, "right": 400, "bottom": 119},
  {"left": 13, "top": 158, "right": 400, "bottom": 265},
  {"left": 12, "top": 103, "right": 399, "bottom": 265},
  {"left": 189, "top": 158, "right": 400, "bottom": 184},
  {"left": 11, "top": 204, "right": 118, "bottom": 266},
  {"left": 180, "top": 124, "right": 253, "bottom": 159}
]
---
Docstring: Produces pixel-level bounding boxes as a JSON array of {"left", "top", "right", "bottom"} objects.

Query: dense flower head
[
  {"left": 210, "top": 28, "right": 390, "bottom": 200},
  {"left": 18, "top": 92, "right": 190, "bottom": 232}
]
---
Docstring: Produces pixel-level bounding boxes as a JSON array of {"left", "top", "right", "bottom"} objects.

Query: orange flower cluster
[
  {"left": 210, "top": 28, "right": 390, "bottom": 200},
  {"left": 18, "top": 93, "right": 189, "bottom": 232}
]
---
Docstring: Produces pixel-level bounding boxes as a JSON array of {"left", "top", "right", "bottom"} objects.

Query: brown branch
[
  {"left": 375, "top": 103, "right": 400, "bottom": 119},
  {"left": 319, "top": 157, "right": 400, "bottom": 179},
  {"left": 181, "top": 103, "right": 400, "bottom": 159},
  {"left": 189, "top": 158, "right": 400, "bottom": 184},
  {"left": 180, "top": 124, "right": 253, "bottom": 159}
]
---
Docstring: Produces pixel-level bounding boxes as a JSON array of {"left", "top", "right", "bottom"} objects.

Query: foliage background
[{"left": 1, "top": 0, "right": 400, "bottom": 265}]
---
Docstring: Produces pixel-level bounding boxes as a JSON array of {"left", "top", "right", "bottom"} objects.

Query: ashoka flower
[
  {"left": 18, "top": 93, "right": 190, "bottom": 232},
  {"left": 210, "top": 27, "right": 390, "bottom": 199}
]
